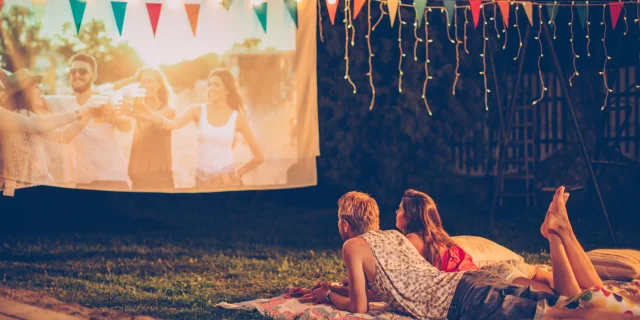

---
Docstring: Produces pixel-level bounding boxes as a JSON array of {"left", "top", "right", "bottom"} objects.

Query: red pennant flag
[
  {"left": 146, "top": 3, "right": 162, "bottom": 36},
  {"left": 184, "top": 4, "right": 200, "bottom": 36},
  {"left": 353, "top": 0, "right": 365, "bottom": 19},
  {"left": 609, "top": 2, "right": 623, "bottom": 29},
  {"left": 498, "top": 1, "right": 510, "bottom": 26},
  {"left": 0, "top": 0, "right": 5, "bottom": 12},
  {"left": 470, "top": 0, "right": 481, "bottom": 29},
  {"left": 326, "top": 0, "right": 338, "bottom": 25}
]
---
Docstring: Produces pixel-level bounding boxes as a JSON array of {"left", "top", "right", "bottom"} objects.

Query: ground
[{"left": 0, "top": 188, "right": 638, "bottom": 319}]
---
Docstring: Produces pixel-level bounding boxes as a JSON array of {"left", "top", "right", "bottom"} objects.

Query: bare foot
[
  {"left": 546, "top": 186, "right": 571, "bottom": 235},
  {"left": 541, "top": 192, "right": 569, "bottom": 239}
]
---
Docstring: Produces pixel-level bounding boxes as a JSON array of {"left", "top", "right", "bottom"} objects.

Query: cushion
[
  {"left": 587, "top": 249, "right": 640, "bottom": 280},
  {"left": 452, "top": 235, "right": 525, "bottom": 268}
]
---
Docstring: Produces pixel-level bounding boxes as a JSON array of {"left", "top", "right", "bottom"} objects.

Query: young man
[
  {"left": 298, "top": 188, "right": 639, "bottom": 319},
  {"left": 45, "top": 53, "right": 132, "bottom": 190}
]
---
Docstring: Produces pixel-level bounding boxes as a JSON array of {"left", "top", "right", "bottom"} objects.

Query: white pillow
[
  {"left": 452, "top": 235, "right": 525, "bottom": 268},
  {"left": 587, "top": 249, "right": 640, "bottom": 280}
]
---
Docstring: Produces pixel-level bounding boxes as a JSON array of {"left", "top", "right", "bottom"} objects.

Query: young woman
[
  {"left": 131, "top": 68, "right": 264, "bottom": 190},
  {"left": 115, "top": 67, "right": 176, "bottom": 191}
]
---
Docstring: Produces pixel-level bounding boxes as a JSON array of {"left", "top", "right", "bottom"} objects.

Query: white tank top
[{"left": 197, "top": 104, "right": 238, "bottom": 174}]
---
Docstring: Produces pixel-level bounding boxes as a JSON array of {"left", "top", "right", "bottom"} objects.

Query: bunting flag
[
  {"left": 443, "top": 0, "right": 455, "bottom": 27},
  {"left": 223, "top": 0, "right": 232, "bottom": 11},
  {"left": 353, "top": 0, "right": 365, "bottom": 19},
  {"left": 32, "top": 0, "right": 48, "bottom": 26},
  {"left": 184, "top": 3, "right": 200, "bottom": 36},
  {"left": 577, "top": 2, "right": 587, "bottom": 28},
  {"left": 69, "top": 0, "right": 87, "bottom": 34},
  {"left": 609, "top": 1, "right": 623, "bottom": 29},
  {"left": 284, "top": 0, "right": 298, "bottom": 27},
  {"left": 523, "top": 1, "right": 533, "bottom": 25},
  {"left": 146, "top": 3, "right": 162, "bottom": 36},
  {"left": 0, "top": 0, "right": 4, "bottom": 12},
  {"left": 110, "top": 1, "right": 127, "bottom": 36},
  {"left": 497, "top": 0, "right": 510, "bottom": 26},
  {"left": 388, "top": 0, "right": 399, "bottom": 26},
  {"left": 470, "top": 0, "right": 481, "bottom": 29},
  {"left": 414, "top": 0, "right": 427, "bottom": 27},
  {"left": 253, "top": 2, "right": 267, "bottom": 33},
  {"left": 546, "top": 2, "right": 558, "bottom": 22},
  {"left": 326, "top": 0, "right": 338, "bottom": 25}
]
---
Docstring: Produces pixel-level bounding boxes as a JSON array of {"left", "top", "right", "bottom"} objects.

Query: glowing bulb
[
  {"left": 327, "top": 0, "right": 336, "bottom": 4},
  {"left": 252, "top": 0, "right": 264, "bottom": 5}
]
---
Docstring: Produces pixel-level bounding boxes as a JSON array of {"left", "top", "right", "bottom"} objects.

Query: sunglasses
[{"left": 70, "top": 68, "right": 89, "bottom": 76}]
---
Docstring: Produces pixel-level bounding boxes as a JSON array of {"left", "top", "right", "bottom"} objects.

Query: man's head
[
  {"left": 337, "top": 191, "right": 380, "bottom": 241},
  {"left": 68, "top": 53, "right": 97, "bottom": 94}
]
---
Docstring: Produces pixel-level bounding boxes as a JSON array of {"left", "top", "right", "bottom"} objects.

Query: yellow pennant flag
[
  {"left": 387, "top": 0, "right": 399, "bottom": 26},
  {"left": 523, "top": 1, "right": 533, "bottom": 25}
]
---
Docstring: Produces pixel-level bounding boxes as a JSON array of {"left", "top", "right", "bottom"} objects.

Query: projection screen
[{"left": 0, "top": 0, "right": 319, "bottom": 194}]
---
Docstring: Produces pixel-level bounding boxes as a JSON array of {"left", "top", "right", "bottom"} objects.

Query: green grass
[{"left": 1, "top": 194, "right": 637, "bottom": 319}]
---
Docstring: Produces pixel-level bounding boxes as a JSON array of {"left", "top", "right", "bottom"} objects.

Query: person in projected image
[
  {"left": 113, "top": 67, "right": 177, "bottom": 191},
  {"left": 127, "top": 68, "right": 264, "bottom": 190}
]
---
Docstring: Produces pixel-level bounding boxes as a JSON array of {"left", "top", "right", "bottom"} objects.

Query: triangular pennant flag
[
  {"left": 443, "top": 0, "right": 455, "bottom": 27},
  {"left": 32, "top": 0, "right": 48, "bottom": 26},
  {"left": 0, "top": 0, "right": 4, "bottom": 12},
  {"left": 414, "top": 0, "right": 427, "bottom": 27},
  {"left": 353, "top": 0, "right": 365, "bottom": 19},
  {"left": 110, "top": 1, "right": 127, "bottom": 36},
  {"left": 609, "top": 2, "right": 623, "bottom": 29},
  {"left": 546, "top": 2, "right": 558, "bottom": 22},
  {"left": 223, "top": 0, "right": 232, "bottom": 11},
  {"left": 146, "top": 3, "right": 162, "bottom": 36},
  {"left": 498, "top": 0, "right": 510, "bottom": 26},
  {"left": 523, "top": 2, "right": 533, "bottom": 25},
  {"left": 326, "top": 0, "right": 338, "bottom": 25},
  {"left": 69, "top": 0, "right": 87, "bottom": 34},
  {"left": 469, "top": 0, "right": 481, "bottom": 29},
  {"left": 388, "top": 0, "right": 399, "bottom": 26},
  {"left": 184, "top": 4, "right": 200, "bottom": 36},
  {"left": 253, "top": 2, "right": 267, "bottom": 33},
  {"left": 576, "top": 2, "right": 587, "bottom": 28},
  {"left": 284, "top": 0, "right": 298, "bottom": 27}
]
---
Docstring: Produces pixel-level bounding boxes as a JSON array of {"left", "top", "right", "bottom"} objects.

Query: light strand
[
  {"left": 423, "top": 13, "right": 433, "bottom": 115},
  {"left": 533, "top": 5, "right": 547, "bottom": 105},
  {"left": 568, "top": 1, "right": 578, "bottom": 86},
  {"left": 514, "top": 4, "right": 522, "bottom": 60},
  {"left": 502, "top": 3, "right": 508, "bottom": 50},
  {"left": 493, "top": 1, "right": 501, "bottom": 39},
  {"left": 444, "top": 6, "right": 456, "bottom": 43},
  {"left": 586, "top": 2, "right": 591, "bottom": 57},
  {"left": 601, "top": 4, "right": 611, "bottom": 110},
  {"left": 482, "top": 5, "right": 489, "bottom": 111},
  {"left": 623, "top": 1, "right": 629, "bottom": 36},
  {"left": 318, "top": 0, "right": 324, "bottom": 42},
  {"left": 413, "top": 2, "right": 424, "bottom": 61},
  {"left": 372, "top": 2, "right": 386, "bottom": 31},
  {"left": 464, "top": 7, "right": 470, "bottom": 54},
  {"left": 551, "top": 1, "right": 558, "bottom": 40},
  {"left": 349, "top": 0, "right": 356, "bottom": 45},
  {"left": 367, "top": 0, "right": 375, "bottom": 109},
  {"left": 343, "top": 0, "right": 356, "bottom": 93},
  {"left": 398, "top": 7, "right": 406, "bottom": 93},
  {"left": 453, "top": 6, "right": 461, "bottom": 95}
]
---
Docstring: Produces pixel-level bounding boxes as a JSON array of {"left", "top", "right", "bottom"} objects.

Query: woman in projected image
[
  {"left": 114, "top": 67, "right": 177, "bottom": 191},
  {"left": 131, "top": 68, "right": 264, "bottom": 190}
]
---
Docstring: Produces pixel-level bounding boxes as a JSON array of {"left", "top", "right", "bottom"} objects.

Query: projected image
[{"left": 0, "top": 0, "right": 308, "bottom": 193}]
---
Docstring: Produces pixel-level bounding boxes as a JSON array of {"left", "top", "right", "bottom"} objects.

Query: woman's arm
[
  {"left": 137, "top": 106, "right": 176, "bottom": 130},
  {"left": 0, "top": 107, "right": 84, "bottom": 134},
  {"left": 235, "top": 114, "right": 265, "bottom": 177},
  {"left": 41, "top": 114, "right": 91, "bottom": 143},
  {"left": 132, "top": 104, "right": 198, "bottom": 130}
]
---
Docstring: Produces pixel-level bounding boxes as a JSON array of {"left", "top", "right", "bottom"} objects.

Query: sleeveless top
[
  {"left": 196, "top": 104, "right": 238, "bottom": 174},
  {"left": 360, "top": 230, "right": 464, "bottom": 320},
  {"left": 128, "top": 106, "right": 173, "bottom": 176},
  {"left": 438, "top": 246, "right": 480, "bottom": 272}
]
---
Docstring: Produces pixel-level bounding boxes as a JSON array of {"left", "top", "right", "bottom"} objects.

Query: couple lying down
[{"left": 290, "top": 187, "right": 639, "bottom": 319}]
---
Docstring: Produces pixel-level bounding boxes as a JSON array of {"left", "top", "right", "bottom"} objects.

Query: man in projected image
[{"left": 45, "top": 53, "right": 132, "bottom": 190}]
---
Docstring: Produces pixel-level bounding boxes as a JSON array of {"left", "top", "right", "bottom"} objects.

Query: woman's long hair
[
  {"left": 207, "top": 69, "right": 245, "bottom": 114},
  {"left": 3, "top": 85, "right": 42, "bottom": 116},
  {"left": 400, "top": 189, "right": 458, "bottom": 267},
  {"left": 138, "top": 66, "right": 174, "bottom": 107}
]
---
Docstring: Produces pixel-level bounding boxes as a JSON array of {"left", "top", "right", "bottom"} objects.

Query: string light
[
  {"left": 343, "top": 0, "right": 356, "bottom": 94},
  {"left": 492, "top": 1, "right": 500, "bottom": 39},
  {"left": 398, "top": 8, "right": 407, "bottom": 93},
  {"left": 482, "top": 5, "right": 489, "bottom": 111},
  {"left": 453, "top": 6, "right": 461, "bottom": 95},
  {"left": 372, "top": 2, "right": 386, "bottom": 31},
  {"left": 413, "top": 3, "right": 424, "bottom": 61},
  {"left": 444, "top": 6, "right": 455, "bottom": 44},
  {"left": 464, "top": 7, "right": 470, "bottom": 54},
  {"left": 317, "top": 0, "right": 324, "bottom": 42},
  {"left": 622, "top": 1, "right": 629, "bottom": 36},
  {"left": 533, "top": 5, "right": 547, "bottom": 105},
  {"left": 601, "top": 4, "right": 612, "bottom": 110},
  {"left": 422, "top": 12, "right": 433, "bottom": 116},
  {"left": 514, "top": 4, "right": 522, "bottom": 60},
  {"left": 502, "top": 2, "right": 508, "bottom": 50},
  {"left": 568, "top": 1, "right": 578, "bottom": 87},
  {"left": 367, "top": 0, "right": 375, "bottom": 109},
  {"left": 586, "top": 2, "right": 591, "bottom": 57},
  {"left": 349, "top": 0, "right": 355, "bottom": 46},
  {"left": 551, "top": 1, "right": 557, "bottom": 40}
]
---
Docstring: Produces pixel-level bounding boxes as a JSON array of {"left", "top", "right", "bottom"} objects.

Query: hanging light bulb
[{"left": 327, "top": 0, "right": 337, "bottom": 5}]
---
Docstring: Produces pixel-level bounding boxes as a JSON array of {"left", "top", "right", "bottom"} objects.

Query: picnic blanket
[{"left": 216, "top": 266, "right": 640, "bottom": 320}]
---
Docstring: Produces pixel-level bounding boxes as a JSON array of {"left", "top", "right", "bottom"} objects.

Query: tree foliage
[{"left": 0, "top": 5, "right": 51, "bottom": 71}]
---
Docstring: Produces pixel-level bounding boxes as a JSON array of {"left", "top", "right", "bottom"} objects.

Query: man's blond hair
[{"left": 338, "top": 191, "right": 380, "bottom": 234}]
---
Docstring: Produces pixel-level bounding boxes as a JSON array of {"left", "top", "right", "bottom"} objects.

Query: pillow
[
  {"left": 587, "top": 249, "right": 640, "bottom": 280},
  {"left": 452, "top": 235, "right": 525, "bottom": 268}
]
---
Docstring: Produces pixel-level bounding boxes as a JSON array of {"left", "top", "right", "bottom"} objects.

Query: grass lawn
[{"left": 0, "top": 189, "right": 637, "bottom": 319}]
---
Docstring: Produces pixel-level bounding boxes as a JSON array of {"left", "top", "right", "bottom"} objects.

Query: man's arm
[
  {"left": 108, "top": 114, "right": 132, "bottom": 132},
  {"left": 327, "top": 238, "right": 370, "bottom": 313}
]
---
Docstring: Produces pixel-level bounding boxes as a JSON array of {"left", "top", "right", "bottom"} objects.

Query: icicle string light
[
  {"left": 398, "top": 8, "right": 406, "bottom": 93},
  {"left": 444, "top": 6, "right": 455, "bottom": 43},
  {"left": 601, "top": 4, "right": 611, "bottom": 110},
  {"left": 349, "top": 0, "right": 355, "bottom": 45},
  {"left": 413, "top": 4, "right": 423, "bottom": 61},
  {"left": 568, "top": 1, "right": 578, "bottom": 86},
  {"left": 493, "top": 1, "right": 501, "bottom": 39},
  {"left": 623, "top": 1, "right": 629, "bottom": 36},
  {"left": 343, "top": 0, "right": 356, "bottom": 93},
  {"left": 502, "top": 2, "right": 508, "bottom": 50},
  {"left": 318, "top": 0, "right": 324, "bottom": 42},
  {"left": 373, "top": 2, "right": 386, "bottom": 31},
  {"left": 423, "top": 13, "right": 433, "bottom": 116},
  {"left": 514, "top": 4, "right": 522, "bottom": 60},
  {"left": 533, "top": 5, "right": 547, "bottom": 105},
  {"left": 552, "top": 1, "right": 558, "bottom": 40},
  {"left": 482, "top": 6, "right": 489, "bottom": 111},
  {"left": 464, "top": 7, "right": 470, "bottom": 54},
  {"left": 367, "top": 0, "right": 375, "bottom": 110},
  {"left": 453, "top": 7, "right": 461, "bottom": 95},
  {"left": 586, "top": 2, "right": 591, "bottom": 57}
]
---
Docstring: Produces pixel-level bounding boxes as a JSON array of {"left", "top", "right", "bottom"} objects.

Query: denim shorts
[{"left": 447, "top": 270, "right": 560, "bottom": 320}]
